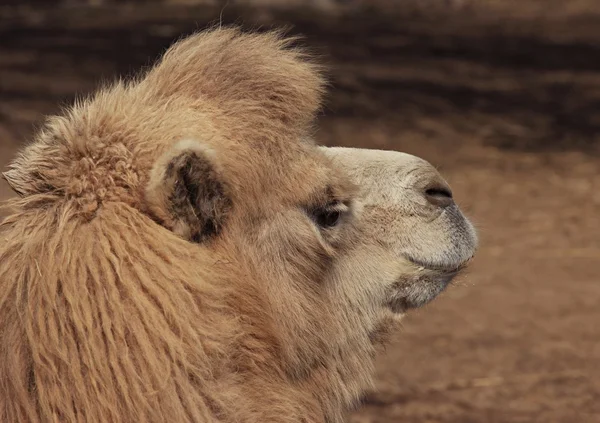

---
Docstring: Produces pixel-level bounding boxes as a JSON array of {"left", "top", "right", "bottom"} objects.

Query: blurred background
[{"left": 1, "top": 1, "right": 599, "bottom": 421}]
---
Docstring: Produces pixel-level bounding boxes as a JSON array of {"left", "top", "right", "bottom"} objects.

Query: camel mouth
[
  {"left": 386, "top": 273, "right": 455, "bottom": 314},
  {"left": 404, "top": 253, "right": 475, "bottom": 275},
  {"left": 386, "top": 255, "right": 474, "bottom": 314}
]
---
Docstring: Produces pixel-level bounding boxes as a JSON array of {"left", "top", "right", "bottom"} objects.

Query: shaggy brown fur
[
  {"left": 1, "top": 27, "right": 478, "bottom": 423},
  {"left": 0, "top": 27, "right": 374, "bottom": 423}
]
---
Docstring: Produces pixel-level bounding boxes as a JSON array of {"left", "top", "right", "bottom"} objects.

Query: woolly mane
[
  {"left": 1, "top": 198, "right": 227, "bottom": 420},
  {"left": 0, "top": 27, "right": 386, "bottom": 423}
]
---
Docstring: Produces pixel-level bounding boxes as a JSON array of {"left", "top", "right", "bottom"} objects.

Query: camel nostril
[
  {"left": 425, "top": 187, "right": 452, "bottom": 198},
  {"left": 424, "top": 185, "right": 454, "bottom": 208}
]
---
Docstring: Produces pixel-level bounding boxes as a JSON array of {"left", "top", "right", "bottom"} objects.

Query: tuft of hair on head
[{"left": 139, "top": 26, "right": 327, "bottom": 139}]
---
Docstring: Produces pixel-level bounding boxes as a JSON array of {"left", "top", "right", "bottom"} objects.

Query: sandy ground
[{"left": 1, "top": 2, "right": 599, "bottom": 422}]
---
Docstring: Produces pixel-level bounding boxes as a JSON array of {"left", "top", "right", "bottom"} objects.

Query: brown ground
[{"left": 1, "top": 2, "right": 599, "bottom": 422}]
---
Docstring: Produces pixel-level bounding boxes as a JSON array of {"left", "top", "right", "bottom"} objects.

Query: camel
[{"left": 0, "top": 27, "right": 478, "bottom": 422}]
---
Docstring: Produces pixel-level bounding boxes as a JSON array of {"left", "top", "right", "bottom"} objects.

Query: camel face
[
  {"left": 321, "top": 147, "right": 478, "bottom": 314},
  {"left": 144, "top": 134, "right": 477, "bottom": 376}
]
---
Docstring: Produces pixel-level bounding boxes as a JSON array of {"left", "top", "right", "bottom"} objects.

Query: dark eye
[{"left": 313, "top": 208, "right": 342, "bottom": 228}]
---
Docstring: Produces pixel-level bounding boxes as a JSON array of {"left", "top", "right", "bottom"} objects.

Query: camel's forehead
[{"left": 225, "top": 140, "right": 341, "bottom": 203}]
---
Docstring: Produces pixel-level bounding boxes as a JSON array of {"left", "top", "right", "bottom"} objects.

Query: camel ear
[{"left": 146, "top": 140, "right": 231, "bottom": 243}]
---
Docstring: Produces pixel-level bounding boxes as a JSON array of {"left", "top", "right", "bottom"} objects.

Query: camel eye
[
  {"left": 310, "top": 201, "right": 348, "bottom": 229},
  {"left": 314, "top": 209, "right": 341, "bottom": 228}
]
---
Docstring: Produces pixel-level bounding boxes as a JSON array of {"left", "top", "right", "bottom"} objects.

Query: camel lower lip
[
  {"left": 405, "top": 255, "right": 473, "bottom": 274},
  {"left": 387, "top": 275, "right": 454, "bottom": 313},
  {"left": 387, "top": 260, "right": 468, "bottom": 313}
]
